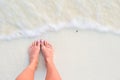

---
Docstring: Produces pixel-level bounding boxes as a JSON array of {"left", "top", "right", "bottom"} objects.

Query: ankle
[
  {"left": 45, "top": 58, "right": 54, "bottom": 65},
  {"left": 29, "top": 61, "right": 38, "bottom": 71}
]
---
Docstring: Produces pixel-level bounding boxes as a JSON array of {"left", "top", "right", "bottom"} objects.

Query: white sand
[
  {"left": 0, "top": 0, "right": 120, "bottom": 80},
  {"left": 0, "top": 29, "right": 120, "bottom": 80}
]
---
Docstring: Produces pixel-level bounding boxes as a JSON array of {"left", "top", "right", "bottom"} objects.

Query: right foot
[
  {"left": 40, "top": 40, "right": 54, "bottom": 63},
  {"left": 28, "top": 40, "right": 40, "bottom": 71}
]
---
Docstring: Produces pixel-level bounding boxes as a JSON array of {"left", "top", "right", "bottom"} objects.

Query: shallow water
[{"left": 0, "top": 0, "right": 120, "bottom": 40}]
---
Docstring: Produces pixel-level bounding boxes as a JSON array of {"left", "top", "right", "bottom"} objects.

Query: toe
[
  {"left": 41, "top": 40, "right": 45, "bottom": 48},
  {"left": 32, "top": 42, "right": 34, "bottom": 46},
  {"left": 30, "top": 44, "right": 33, "bottom": 48},
  {"left": 40, "top": 40, "right": 42, "bottom": 47},
  {"left": 43, "top": 40, "right": 46, "bottom": 46},
  {"left": 44, "top": 40, "right": 48, "bottom": 46},
  {"left": 41, "top": 40, "right": 44, "bottom": 45},
  {"left": 38, "top": 40, "right": 41, "bottom": 46},
  {"left": 46, "top": 41, "right": 52, "bottom": 48},
  {"left": 35, "top": 40, "right": 39, "bottom": 46},
  {"left": 40, "top": 40, "right": 43, "bottom": 45},
  {"left": 48, "top": 44, "right": 52, "bottom": 48}
]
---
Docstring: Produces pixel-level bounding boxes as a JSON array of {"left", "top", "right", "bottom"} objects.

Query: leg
[
  {"left": 16, "top": 41, "right": 40, "bottom": 80},
  {"left": 41, "top": 40, "right": 62, "bottom": 80}
]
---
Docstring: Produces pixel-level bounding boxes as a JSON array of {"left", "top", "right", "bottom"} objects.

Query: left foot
[{"left": 28, "top": 40, "right": 40, "bottom": 71}]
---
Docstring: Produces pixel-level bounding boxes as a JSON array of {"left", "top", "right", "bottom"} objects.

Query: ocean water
[{"left": 0, "top": 0, "right": 120, "bottom": 40}]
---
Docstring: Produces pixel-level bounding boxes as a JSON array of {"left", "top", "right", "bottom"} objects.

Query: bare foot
[
  {"left": 40, "top": 40, "right": 54, "bottom": 63},
  {"left": 28, "top": 40, "right": 40, "bottom": 71}
]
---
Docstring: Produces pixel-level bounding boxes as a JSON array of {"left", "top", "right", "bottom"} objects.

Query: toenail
[
  {"left": 40, "top": 40, "right": 42, "bottom": 43},
  {"left": 41, "top": 40, "right": 43, "bottom": 42},
  {"left": 36, "top": 42, "right": 38, "bottom": 45}
]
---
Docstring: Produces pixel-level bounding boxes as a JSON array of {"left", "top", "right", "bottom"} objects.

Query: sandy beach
[
  {"left": 0, "top": 29, "right": 120, "bottom": 80},
  {"left": 0, "top": 0, "right": 120, "bottom": 80}
]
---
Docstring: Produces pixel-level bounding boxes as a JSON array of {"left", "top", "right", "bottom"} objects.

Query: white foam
[
  {"left": 0, "top": 17, "right": 119, "bottom": 40},
  {"left": 0, "top": 0, "right": 120, "bottom": 40}
]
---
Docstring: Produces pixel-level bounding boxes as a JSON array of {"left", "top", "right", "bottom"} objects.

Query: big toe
[{"left": 41, "top": 40, "right": 45, "bottom": 48}]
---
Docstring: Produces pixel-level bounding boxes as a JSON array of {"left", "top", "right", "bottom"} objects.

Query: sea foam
[
  {"left": 0, "top": 0, "right": 120, "bottom": 40},
  {"left": 0, "top": 17, "right": 119, "bottom": 40}
]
